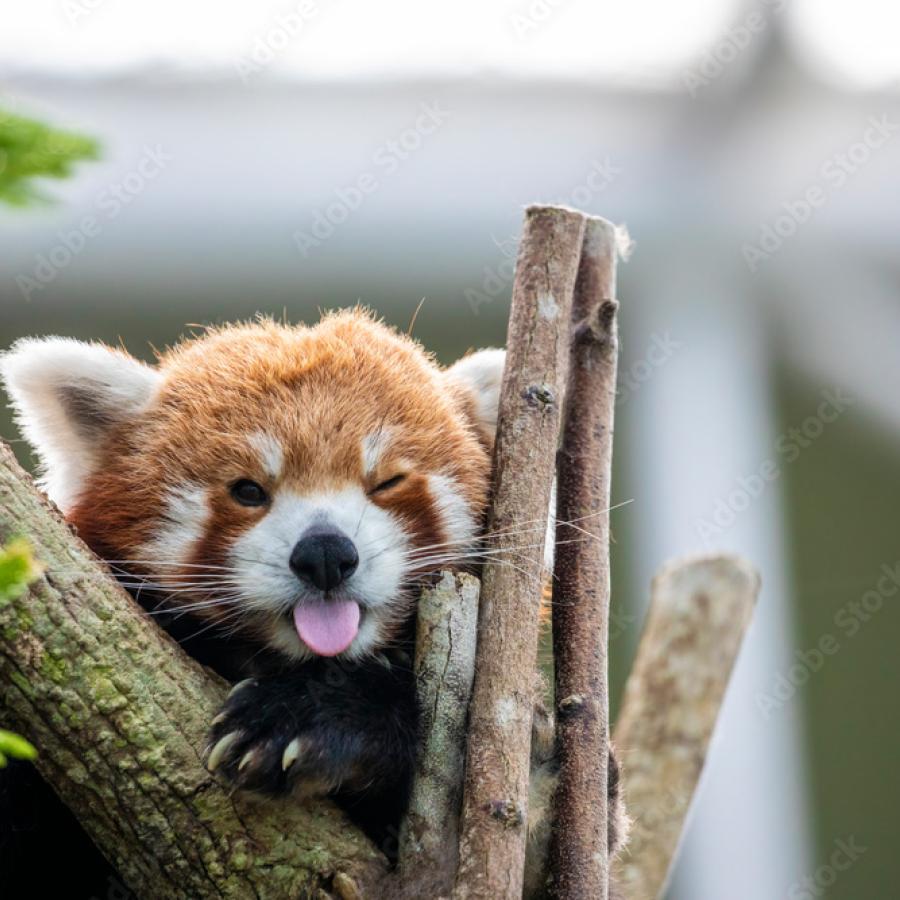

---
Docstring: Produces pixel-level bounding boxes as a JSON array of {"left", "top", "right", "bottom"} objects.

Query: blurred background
[{"left": 1, "top": 1, "right": 898, "bottom": 897}]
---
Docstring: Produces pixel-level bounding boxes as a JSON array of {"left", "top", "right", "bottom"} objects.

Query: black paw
[
  {"left": 205, "top": 677, "right": 343, "bottom": 796},
  {"left": 204, "top": 663, "right": 417, "bottom": 800}
]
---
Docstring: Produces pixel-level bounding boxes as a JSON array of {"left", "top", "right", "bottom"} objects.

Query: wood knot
[
  {"left": 486, "top": 799, "right": 524, "bottom": 829},
  {"left": 557, "top": 693, "right": 586, "bottom": 716},
  {"left": 598, "top": 298, "right": 618, "bottom": 326},
  {"left": 573, "top": 299, "right": 618, "bottom": 346},
  {"left": 522, "top": 384, "right": 556, "bottom": 410}
]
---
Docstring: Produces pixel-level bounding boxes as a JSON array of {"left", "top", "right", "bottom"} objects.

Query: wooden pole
[
  {"left": 613, "top": 554, "right": 759, "bottom": 900},
  {"left": 454, "top": 205, "right": 586, "bottom": 900},
  {"left": 548, "top": 216, "right": 620, "bottom": 899},
  {"left": 396, "top": 570, "right": 480, "bottom": 899}
]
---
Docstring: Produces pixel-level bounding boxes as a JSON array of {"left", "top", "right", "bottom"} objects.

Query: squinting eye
[
  {"left": 230, "top": 479, "right": 269, "bottom": 507},
  {"left": 369, "top": 474, "right": 407, "bottom": 495}
]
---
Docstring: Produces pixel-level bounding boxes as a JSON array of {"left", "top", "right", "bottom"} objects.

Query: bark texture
[
  {"left": 396, "top": 570, "right": 480, "bottom": 899},
  {"left": 454, "top": 205, "right": 587, "bottom": 900},
  {"left": 613, "top": 554, "right": 759, "bottom": 900},
  {"left": 0, "top": 441, "right": 387, "bottom": 900},
  {"left": 549, "top": 216, "right": 619, "bottom": 899}
]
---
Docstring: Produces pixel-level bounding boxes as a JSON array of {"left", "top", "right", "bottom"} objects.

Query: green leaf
[
  {"left": 0, "top": 542, "right": 41, "bottom": 767},
  {"left": 0, "top": 108, "right": 100, "bottom": 207},
  {"left": 0, "top": 538, "right": 42, "bottom": 602},
  {"left": 0, "top": 729, "right": 37, "bottom": 765}
]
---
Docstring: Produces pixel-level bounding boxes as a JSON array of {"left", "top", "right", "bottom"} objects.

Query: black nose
[{"left": 289, "top": 530, "right": 359, "bottom": 591}]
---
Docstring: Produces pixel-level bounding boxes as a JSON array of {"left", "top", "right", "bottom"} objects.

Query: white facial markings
[
  {"left": 428, "top": 473, "right": 478, "bottom": 548},
  {"left": 248, "top": 431, "right": 284, "bottom": 480},
  {"left": 138, "top": 483, "right": 209, "bottom": 570},
  {"left": 229, "top": 485, "right": 410, "bottom": 658},
  {"left": 362, "top": 428, "right": 392, "bottom": 476}
]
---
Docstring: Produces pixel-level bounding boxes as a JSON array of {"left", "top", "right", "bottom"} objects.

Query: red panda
[{"left": 0, "top": 308, "right": 623, "bottom": 897}]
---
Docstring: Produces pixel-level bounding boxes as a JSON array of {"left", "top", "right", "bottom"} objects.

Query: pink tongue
[{"left": 293, "top": 601, "right": 360, "bottom": 657}]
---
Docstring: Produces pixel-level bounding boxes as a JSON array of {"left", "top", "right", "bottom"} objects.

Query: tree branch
[
  {"left": 0, "top": 441, "right": 387, "bottom": 900},
  {"left": 612, "top": 554, "right": 759, "bottom": 900},
  {"left": 549, "top": 216, "right": 620, "bottom": 899},
  {"left": 454, "top": 204, "right": 587, "bottom": 900},
  {"left": 396, "top": 570, "right": 480, "bottom": 899}
]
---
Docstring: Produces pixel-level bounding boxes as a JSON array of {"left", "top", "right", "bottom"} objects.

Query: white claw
[
  {"left": 227, "top": 678, "right": 256, "bottom": 700},
  {"left": 210, "top": 712, "right": 228, "bottom": 727},
  {"left": 207, "top": 732, "right": 240, "bottom": 772},
  {"left": 282, "top": 737, "right": 303, "bottom": 771},
  {"left": 238, "top": 750, "right": 256, "bottom": 772}
]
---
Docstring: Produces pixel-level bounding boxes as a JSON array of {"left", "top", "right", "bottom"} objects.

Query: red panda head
[{"left": 2, "top": 309, "right": 505, "bottom": 661}]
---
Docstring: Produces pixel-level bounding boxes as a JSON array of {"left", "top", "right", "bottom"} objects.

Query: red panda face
[{"left": 1, "top": 310, "right": 505, "bottom": 661}]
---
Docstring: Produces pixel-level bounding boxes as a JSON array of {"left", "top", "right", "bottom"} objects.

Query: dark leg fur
[{"left": 205, "top": 655, "right": 418, "bottom": 854}]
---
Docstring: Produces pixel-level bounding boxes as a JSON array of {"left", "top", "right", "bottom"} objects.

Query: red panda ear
[
  {"left": 443, "top": 348, "right": 506, "bottom": 449},
  {"left": 0, "top": 337, "right": 160, "bottom": 510}
]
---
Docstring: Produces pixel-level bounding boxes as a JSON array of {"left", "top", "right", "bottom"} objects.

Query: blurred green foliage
[
  {"left": 0, "top": 538, "right": 41, "bottom": 766},
  {"left": 0, "top": 108, "right": 99, "bottom": 206},
  {"left": 0, "top": 537, "right": 40, "bottom": 601},
  {"left": 0, "top": 729, "right": 37, "bottom": 767}
]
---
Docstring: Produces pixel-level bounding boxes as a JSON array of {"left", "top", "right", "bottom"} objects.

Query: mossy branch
[{"left": 0, "top": 440, "right": 388, "bottom": 900}]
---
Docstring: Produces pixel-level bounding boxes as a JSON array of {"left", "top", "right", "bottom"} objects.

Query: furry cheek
[
  {"left": 135, "top": 482, "right": 210, "bottom": 577},
  {"left": 427, "top": 473, "right": 478, "bottom": 549}
]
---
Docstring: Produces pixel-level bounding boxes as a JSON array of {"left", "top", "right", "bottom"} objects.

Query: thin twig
[{"left": 549, "top": 216, "right": 621, "bottom": 899}]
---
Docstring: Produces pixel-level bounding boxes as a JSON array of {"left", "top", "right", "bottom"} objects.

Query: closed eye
[{"left": 369, "top": 474, "right": 406, "bottom": 495}]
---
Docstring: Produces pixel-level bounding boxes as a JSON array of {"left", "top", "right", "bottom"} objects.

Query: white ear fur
[
  {"left": 444, "top": 348, "right": 506, "bottom": 445},
  {"left": 0, "top": 337, "right": 161, "bottom": 510}
]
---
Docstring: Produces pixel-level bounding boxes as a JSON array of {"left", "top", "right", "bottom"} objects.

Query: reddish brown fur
[{"left": 68, "top": 309, "right": 492, "bottom": 622}]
